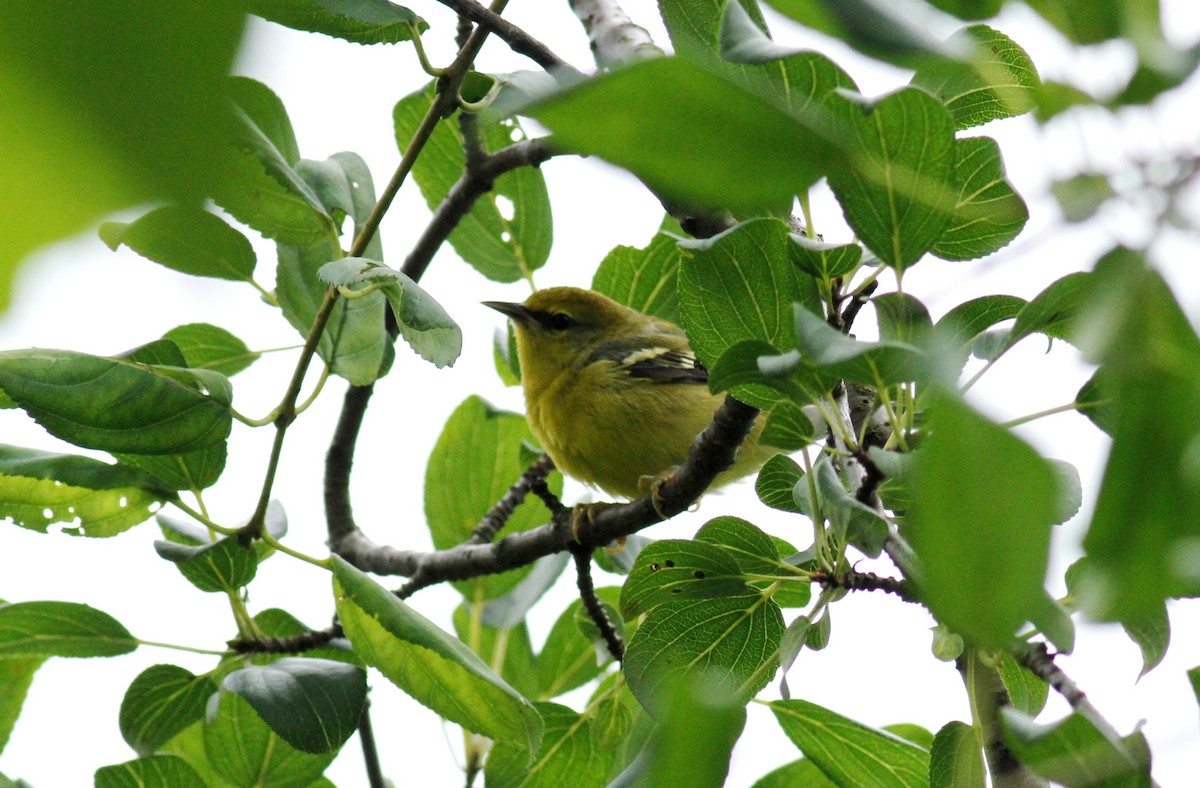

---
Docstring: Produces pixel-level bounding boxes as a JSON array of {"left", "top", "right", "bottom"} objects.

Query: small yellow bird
[{"left": 485, "top": 287, "right": 773, "bottom": 499}]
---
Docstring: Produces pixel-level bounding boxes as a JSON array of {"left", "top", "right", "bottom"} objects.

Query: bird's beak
[{"left": 483, "top": 300, "right": 533, "bottom": 325}]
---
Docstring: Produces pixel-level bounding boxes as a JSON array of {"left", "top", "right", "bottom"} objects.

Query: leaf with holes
[
  {"left": 395, "top": 83, "right": 551, "bottom": 282},
  {"left": 623, "top": 591, "right": 783, "bottom": 714}
]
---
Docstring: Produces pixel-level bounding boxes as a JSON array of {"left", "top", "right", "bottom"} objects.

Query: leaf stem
[
  {"left": 258, "top": 530, "right": 332, "bottom": 570},
  {"left": 136, "top": 638, "right": 228, "bottom": 656},
  {"left": 1000, "top": 400, "right": 1079, "bottom": 429}
]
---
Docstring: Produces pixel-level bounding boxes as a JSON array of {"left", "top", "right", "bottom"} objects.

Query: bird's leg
[
  {"left": 638, "top": 465, "right": 682, "bottom": 520},
  {"left": 570, "top": 503, "right": 629, "bottom": 552}
]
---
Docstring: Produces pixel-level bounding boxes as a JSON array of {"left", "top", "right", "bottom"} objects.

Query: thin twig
[
  {"left": 811, "top": 568, "right": 916, "bottom": 602},
  {"left": 572, "top": 546, "right": 624, "bottom": 661},
  {"left": 435, "top": 0, "right": 584, "bottom": 78},
  {"left": 469, "top": 454, "right": 556, "bottom": 544},
  {"left": 227, "top": 623, "right": 344, "bottom": 654},
  {"left": 359, "top": 698, "right": 386, "bottom": 788},
  {"left": 401, "top": 139, "right": 556, "bottom": 282}
]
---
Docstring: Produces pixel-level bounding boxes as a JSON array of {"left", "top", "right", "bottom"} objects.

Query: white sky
[{"left": 2, "top": 1, "right": 1199, "bottom": 785}]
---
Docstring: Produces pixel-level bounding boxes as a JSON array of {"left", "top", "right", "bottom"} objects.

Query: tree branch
[
  {"left": 401, "top": 139, "right": 557, "bottom": 281},
  {"left": 568, "top": 0, "right": 663, "bottom": 68},
  {"left": 469, "top": 453, "right": 556, "bottom": 544},
  {"left": 812, "top": 568, "right": 916, "bottom": 602},
  {"left": 572, "top": 545, "right": 624, "bottom": 661},
  {"left": 960, "top": 652, "right": 1046, "bottom": 788},
  {"left": 435, "top": 0, "right": 585, "bottom": 78},
  {"left": 330, "top": 396, "right": 759, "bottom": 587}
]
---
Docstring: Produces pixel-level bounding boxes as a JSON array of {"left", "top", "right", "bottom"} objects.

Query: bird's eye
[{"left": 548, "top": 312, "right": 575, "bottom": 331}]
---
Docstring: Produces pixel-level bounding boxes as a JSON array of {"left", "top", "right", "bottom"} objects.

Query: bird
[{"left": 484, "top": 287, "right": 773, "bottom": 501}]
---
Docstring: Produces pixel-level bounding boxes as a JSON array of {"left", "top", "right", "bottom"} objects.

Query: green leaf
[
  {"left": 0, "top": 600, "right": 137, "bottom": 658},
  {"left": 0, "top": 349, "right": 232, "bottom": 455},
  {"left": 910, "top": 25, "right": 1040, "bottom": 131},
  {"left": 1052, "top": 173, "right": 1116, "bottom": 223},
  {"left": 161, "top": 324, "right": 260, "bottom": 377},
  {"left": 276, "top": 240, "right": 391, "bottom": 386},
  {"left": 1033, "top": 80, "right": 1095, "bottom": 121},
  {"left": 113, "top": 444, "right": 228, "bottom": 493},
  {"left": 887, "top": 723, "right": 935, "bottom": 751},
  {"left": 793, "top": 307, "right": 926, "bottom": 388},
  {"left": 493, "top": 322, "right": 522, "bottom": 386},
  {"left": 249, "top": 0, "right": 426, "bottom": 45},
  {"left": 524, "top": 57, "right": 839, "bottom": 215},
  {"left": 1079, "top": 256, "right": 1200, "bottom": 618},
  {"left": 425, "top": 396, "right": 561, "bottom": 599},
  {"left": 760, "top": 402, "right": 815, "bottom": 453},
  {"left": 1189, "top": 666, "right": 1200, "bottom": 710},
  {"left": 623, "top": 590, "right": 783, "bottom": 713},
  {"left": 621, "top": 540, "right": 749, "bottom": 619},
  {"left": 395, "top": 84, "right": 551, "bottom": 282},
  {"left": 662, "top": 0, "right": 768, "bottom": 62},
  {"left": 755, "top": 454, "right": 805, "bottom": 513},
  {"left": 696, "top": 517, "right": 811, "bottom": 606},
  {"left": 453, "top": 606, "right": 540, "bottom": 701},
  {"left": 875, "top": 293, "right": 933, "bottom": 346},
  {"left": 155, "top": 534, "right": 258, "bottom": 593},
  {"left": 120, "top": 665, "right": 218, "bottom": 757},
  {"left": 678, "top": 218, "right": 822, "bottom": 408},
  {"left": 714, "top": 5, "right": 859, "bottom": 120},
  {"left": 0, "top": 446, "right": 162, "bottom": 536},
  {"left": 1122, "top": 603, "right": 1171, "bottom": 679},
  {"left": 332, "top": 557, "right": 543, "bottom": 751},
  {"left": 486, "top": 702, "right": 617, "bottom": 788},
  {"left": 99, "top": 206, "right": 257, "bottom": 282},
  {"left": 94, "top": 755, "right": 207, "bottom": 788},
  {"left": 808, "top": 454, "right": 889, "bottom": 557},
  {"left": 222, "top": 658, "right": 367, "bottom": 754},
  {"left": 931, "top": 136, "right": 1028, "bottom": 261},
  {"left": 930, "top": 625, "right": 964, "bottom": 662},
  {"left": 751, "top": 758, "right": 836, "bottom": 787},
  {"left": 536, "top": 595, "right": 615, "bottom": 700},
  {"left": 769, "top": 698, "right": 930, "bottom": 786},
  {"left": 909, "top": 394, "right": 1058, "bottom": 646},
  {"left": 1023, "top": 0, "right": 1122, "bottom": 44},
  {"left": 249, "top": 608, "right": 359, "bottom": 667},
  {"left": 1000, "top": 709, "right": 1150, "bottom": 785},
  {"left": 826, "top": 87, "right": 958, "bottom": 271},
  {"left": 213, "top": 105, "right": 337, "bottom": 247},
  {"left": 319, "top": 256, "right": 463, "bottom": 368},
  {"left": 929, "top": 721, "right": 985, "bottom": 788},
  {"left": 1032, "top": 590, "right": 1077, "bottom": 654},
  {"left": 806, "top": 609, "right": 831, "bottom": 651},
  {"left": 790, "top": 236, "right": 862, "bottom": 280},
  {"left": 922, "top": 0, "right": 1002, "bottom": 18},
  {"left": 1007, "top": 271, "right": 1092, "bottom": 349},
  {"left": 0, "top": 656, "right": 43, "bottom": 754},
  {"left": 610, "top": 677, "right": 746, "bottom": 787},
  {"left": 481, "top": 553, "right": 571, "bottom": 631},
  {"left": 1075, "top": 366, "right": 1116, "bottom": 436},
  {"left": 934, "top": 294, "right": 1026, "bottom": 351},
  {"left": 204, "top": 691, "right": 334, "bottom": 787},
  {"left": 995, "top": 653, "right": 1048, "bottom": 716},
  {"left": 0, "top": 0, "right": 244, "bottom": 281},
  {"left": 763, "top": 0, "right": 962, "bottom": 67},
  {"left": 592, "top": 225, "right": 683, "bottom": 325},
  {"left": 227, "top": 76, "right": 300, "bottom": 166}
]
